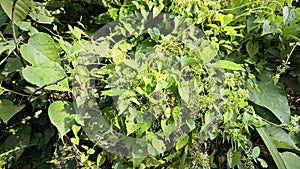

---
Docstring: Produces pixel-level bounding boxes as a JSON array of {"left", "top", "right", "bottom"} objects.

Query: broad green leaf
[
  {"left": 247, "top": 15, "right": 259, "bottom": 32},
  {"left": 48, "top": 101, "right": 74, "bottom": 137},
  {"left": 213, "top": 60, "right": 245, "bottom": 71},
  {"left": 175, "top": 135, "right": 189, "bottom": 150},
  {"left": 84, "top": 40, "right": 110, "bottom": 58},
  {"left": 224, "top": 27, "right": 243, "bottom": 37},
  {"left": 178, "top": 79, "right": 189, "bottom": 103},
  {"left": 0, "top": 0, "right": 31, "bottom": 21},
  {"left": 263, "top": 125, "right": 299, "bottom": 151},
  {"left": 74, "top": 66, "right": 90, "bottom": 85},
  {"left": 215, "top": 14, "right": 234, "bottom": 26},
  {"left": 283, "top": 6, "right": 298, "bottom": 25},
  {"left": 29, "top": 11, "right": 54, "bottom": 24},
  {"left": 200, "top": 111, "right": 218, "bottom": 140},
  {"left": 152, "top": 139, "right": 166, "bottom": 153},
  {"left": 161, "top": 119, "right": 176, "bottom": 136},
  {"left": 123, "top": 59, "right": 139, "bottom": 70},
  {"left": 280, "top": 152, "right": 300, "bottom": 169},
  {"left": 250, "top": 76, "right": 290, "bottom": 123},
  {"left": 262, "top": 20, "right": 275, "bottom": 36},
  {"left": 227, "top": 148, "right": 241, "bottom": 168},
  {"left": 68, "top": 25, "right": 86, "bottom": 40},
  {"left": 20, "top": 32, "right": 60, "bottom": 66},
  {"left": 252, "top": 146, "right": 260, "bottom": 158},
  {"left": 96, "top": 153, "right": 106, "bottom": 167},
  {"left": 2, "top": 57, "right": 22, "bottom": 76},
  {"left": 197, "top": 42, "right": 218, "bottom": 64},
  {"left": 15, "top": 21, "right": 31, "bottom": 30},
  {"left": 15, "top": 21, "right": 38, "bottom": 35},
  {"left": 246, "top": 41, "right": 259, "bottom": 58},
  {"left": 125, "top": 119, "right": 135, "bottom": 136},
  {"left": 257, "top": 126, "right": 287, "bottom": 169},
  {"left": 22, "top": 63, "right": 69, "bottom": 91},
  {"left": 0, "top": 99, "right": 25, "bottom": 123}
]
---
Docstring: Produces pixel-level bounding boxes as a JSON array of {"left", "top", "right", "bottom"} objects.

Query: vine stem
[
  {"left": 285, "top": 41, "right": 300, "bottom": 65},
  {"left": 11, "top": 0, "right": 26, "bottom": 67},
  {"left": 28, "top": 75, "right": 69, "bottom": 101}
]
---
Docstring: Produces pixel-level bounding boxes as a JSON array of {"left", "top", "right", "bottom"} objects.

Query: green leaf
[
  {"left": 280, "top": 152, "right": 300, "bottom": 169},
  {"left": 250, "top": 76, "right": 290, "bottom": 123},
  {"left": 48, "top": 101, "right": 74, "bottom": 137},
  {"left": 68, "top": 25, "right": 85, "bottom": 40},
  {"left": 2, "top": 57, "right": 22, "bottom": 76},
  {"left": 262, "top": 20, "right": 275, "bottom": 36},
  {"left": 224, "top": 27, "right": 243, "bottom": 37},
  {"left": 283, "top": 6, "right": 298, "bottom": 25},
  {"left": 215, "top": 14, "right": 234, "bottom": 26},
  {"left": 175, "top": 135, "right": 189, "bottom": 151},
  {"left": 0, "top": 0, "right": 31, "bottom": 21},
  {"left": 246, "top": 41, "right": 259, "bottom": 58},
  {"left": 20, "top": 32, "right": 60, "bottom": 66},
  {"left": 257, "top": 158, "right": 268, "bottom": 168},
  {"left": 213, "top": 60, "right": 245, "bottom": 71},
  {"left": 263, "top": 125, "right": 300, "bottom": 151},
  {"left": 29, "top": 11, "right": 54, "bottom": 24},
  {"left": 22, "top": 63, "right": 69, "bottom": 91},
  {"left": 123, "top": 59, "right": 139, "bottom": 70},
  {"left": 15, "top": 21, "right": 30, "bottom": 30},
  {"left": 96, "top": 153, "right": 106, "bottom": 167},
  {"left": 0, "top": 99, "right": 25, "bottom": 123},
  {"left": 227, "top": 148, "right": 241, "bottom": 168},
  {"left": 252, "top": 146, "right": 260, "bottom": 158},
  {"left": 153, "top": 1, "right": 164, "bottom": 18},
  {"left": 197, "top": 41, "right": 218, "bottom": 64},
  {"left": 257, "top": 126, "right": 287, "bottom": 169},
  {"left": 74, "top": 66, "right": 90, "bottom": 85},
  {"left": 161, "top": 119, "right": 176, "bottom": 136},
  {"left": 178, "top": 79, "right": 189, "bottom": 103},
  {"left": 152, "top": 139, "right": 166, "bottom": 153}
]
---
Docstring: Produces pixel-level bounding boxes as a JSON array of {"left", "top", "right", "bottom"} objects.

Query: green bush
[{"left": 0, "top": 0, "right": 299, "bottom": 168}]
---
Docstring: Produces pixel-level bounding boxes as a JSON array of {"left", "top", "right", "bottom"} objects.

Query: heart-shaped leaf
[
  {"left": 22, "top": 63, "right": 69, "bottom": 91},
  {"left": 0, "top": 99, "right": 25, "bottom": 123},
  {"left": 283, "top": 6, "right": 298, "bottom": 25},
  {"left": 246, "top": 41, "right": 259, "bottom": 58},
  {"left": 48, "top": 101, "right": 74, "bottom": 138},
  {"left": 20, "top": 32, "right": 60, "bottom": 65}
]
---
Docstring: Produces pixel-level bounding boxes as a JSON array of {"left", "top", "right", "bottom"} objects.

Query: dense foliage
[{"left": 0, "top": 0, "right": 300, "bottom": 168}]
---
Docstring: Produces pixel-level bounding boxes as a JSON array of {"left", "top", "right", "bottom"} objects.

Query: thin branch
[
  {"left": 1, "top": 88, "right": 31, "bottom": 97},
  {"left": 11, "top": 0, "right": 26, "bottom": 67},
  {"left": 28, "top": 75, "right": 68, "bottom": 101},
  {"left": 285, "top": 41, "right": 300, "bottom": 64}
]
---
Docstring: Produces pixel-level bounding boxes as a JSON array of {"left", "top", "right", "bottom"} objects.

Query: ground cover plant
[{"left": 0, "top": 0, "right": 300, "bottom": 168}]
